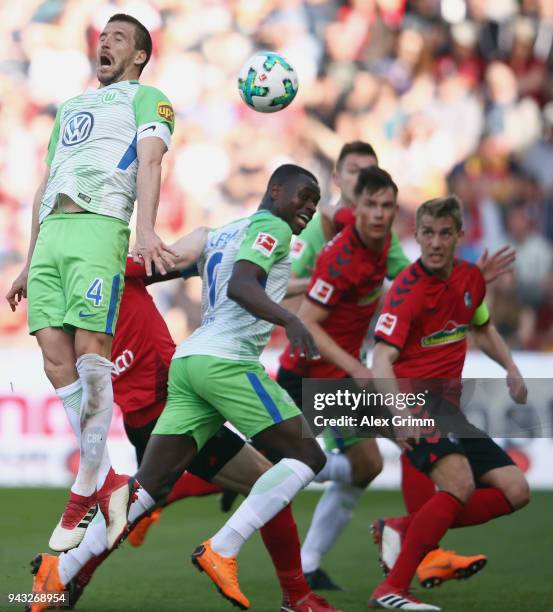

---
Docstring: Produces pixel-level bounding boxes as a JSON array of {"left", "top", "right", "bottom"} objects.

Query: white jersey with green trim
[
  {"left": 174, "top": 210, "right": 293, "bottom": 362},
  {"left": 40, "top": 80, "right": 174, "bottom": 224}
]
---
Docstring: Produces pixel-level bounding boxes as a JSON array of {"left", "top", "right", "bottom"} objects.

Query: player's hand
[
  {"left": 349, "top": 363, "right": 373, "bottom": 388},
  {"left": 6, "top": 267, "right": 29, "bottom": 312},
  {"left": 477, "top": 246, "right": 516, "bottom": 285},
  {"left": 286, "top": 317, "right": 320, "bottom": 360},
  {"left": 506, "top": 368, "right": 528, "bottom": 404},
  {"left": 133, "top": 229, "right": 177, "bottom": 276},
  {"left": 393, "top": 418, "right": 421, "bottom": 452}
]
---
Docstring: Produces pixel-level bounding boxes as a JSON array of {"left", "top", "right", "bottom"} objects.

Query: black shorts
[
  {"left": 276, "top": 367, "right": 303, "bottom": 410},
  {"left": 408, "top": 431, "right": 514, "bottom": 482},
  {"left": 125, "top": 421, "right": 245, "bottom": 482}
]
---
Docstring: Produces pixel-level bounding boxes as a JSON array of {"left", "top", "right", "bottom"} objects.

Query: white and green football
[{"left": 238, "top": 51, "right": 299, "bottom": 113}]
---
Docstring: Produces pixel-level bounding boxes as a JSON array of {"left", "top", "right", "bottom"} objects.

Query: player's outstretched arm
[
  {"left": 471, "top": 322, "right": 528, "bottom": 404},
  {"left": 133, "top": 137, "right": 177, "bottom": 276},
  {"left": 170, "top": 226, "right": 209, "bottom": 271},
  {"left": 6, "top": 168, "right": 50, "bottom": 311},
  {"left": 285, "top": 274, "right": 311, "bottom": 298},
  {"left": 297, "top": 298, "right": 371, "bottom": 378},
  {"left": 477, "top": 245, "right": 516, "bottom": 284},
  {"left": 372, "top": 341, "right": 419, "bottom": 450},
  {"left": 228, "top": 260, "right": 319, "bottom": 359}
]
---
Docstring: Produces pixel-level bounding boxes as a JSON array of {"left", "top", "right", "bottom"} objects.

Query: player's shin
[
  {"left": 301, "top": 482, "right": 363, "bottom": 574},
  {"left": 57, "top": 511, "right": 108, "bottom": 585},
  {"left": 211, "top": 458, "right": 315, "bottom": 557},
  {"left": 260, "top": 504, "right": 310, "bottom": 601},
  {"left": 73, "top": 354, "right": 114, "bottom": 497}
]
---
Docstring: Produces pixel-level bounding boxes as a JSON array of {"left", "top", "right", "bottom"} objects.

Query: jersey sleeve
[
  {"left": 471, "top": 302, "right": 490, "bottom": 326},
  {"left": 334, "top": 206, "right": 355, "bottom": 231},
  {"left": 45, "top": 104, "right": 64, "bottom": 167},
  {"left": 235, "top": 213, "right": 292, "bottom": 274},
  {"left": 386, "top": 230, "right": 411, "bottom": 279},
  {"left": 374, "top": 278, "right": 414, "bottom": 350},
  {"left": 305, "top": 245, "right": 355, "bottom": 308},
  {"left": 290, "top": 214, "right": 324, "bottom": 278},
  {"left": 133, "top": 85, "right": 175, "bottom": 149}
]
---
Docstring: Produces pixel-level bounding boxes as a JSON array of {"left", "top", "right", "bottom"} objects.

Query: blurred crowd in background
[{"left": 1, "top": 0, "right": 553, "bottom": 351}]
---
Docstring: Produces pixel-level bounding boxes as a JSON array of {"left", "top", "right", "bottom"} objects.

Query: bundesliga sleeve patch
[
  {"left": 309, "top": 279, "right": 334, "bottom": 304},
  {"left": 252, "top": 232, "right": 278, "bottom": 257},
  {"left": 157, "top": 102, "right": 175, "bottom": 124},
  {"left": 375, "top": 313, "right": 397, "bottom": 336},
  {"left": 290, "top": 238, "right": 306, "bottom": 259}
]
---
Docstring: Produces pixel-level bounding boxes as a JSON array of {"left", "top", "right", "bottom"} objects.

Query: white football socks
[
  {"left": 58, "top": 511, "right": 107, "bottom": 585},
  {"left": 71, "top": 354, "right": 114, "bottom": 496},
  {"left": 301, "top": 482, "right": 363, "bottom": 573},
  {"left": 128, "top": 486, "right": 156, "bottom": 524},
  {"left": 56, "top": 378, "right": 112, "bottom": 492},
  {"left": 211, "top": 458, "right": 315, "bottom": 557},
  {"left": 313, "top": 452, "right": 352, "bottom": 484}
]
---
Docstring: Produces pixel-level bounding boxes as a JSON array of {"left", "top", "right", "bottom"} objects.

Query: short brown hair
[
  {"left": 354, "top": 166, "right": 398, "bottom": 198},
  {"left": 416, "top": 196, "right": 463, "bottom": 231},
  {"left": 107, "top": 13, "right": 152, "bottom": 75},
  {"left": 336, "top": 141, "right": 378, "bottom": 170}
]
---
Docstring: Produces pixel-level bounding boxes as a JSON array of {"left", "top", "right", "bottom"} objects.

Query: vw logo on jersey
[{"left": 62, "top": 112, "right": 94, "bottom": 146}]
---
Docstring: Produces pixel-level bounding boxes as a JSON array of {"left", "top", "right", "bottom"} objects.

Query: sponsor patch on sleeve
[
  {"left": 308, "top": 279, "right": 334, "bottom": 304},
  {"left": 290, "top": 238, "right": 306, "bottom": 259},
  {"left": 375, "top": 313, "right": 397, "bottom": 336},
  {"left": 252, "top": 232, "right": 278, "bottom": 257},
  {"left": 157, "top": 101, "right": 175, "bottom": 124}
]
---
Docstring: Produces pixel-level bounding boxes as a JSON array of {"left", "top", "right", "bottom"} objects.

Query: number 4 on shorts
[{"left": 85, "top": 278, "right": 104, "bottom": 306}]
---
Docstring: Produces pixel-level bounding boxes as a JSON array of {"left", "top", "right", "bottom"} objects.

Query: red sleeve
[
  {"left": 306, "top": 251, "right": 354, "bottom": 308},
  {"left": 124, "top": 256, "right": 147, "bottom": 278},
  {"left": 334, "top": 207, "right": 355, "bottom": 231},
  {"left": 374, "top": 279, "right": 414, "bottom": 350}
]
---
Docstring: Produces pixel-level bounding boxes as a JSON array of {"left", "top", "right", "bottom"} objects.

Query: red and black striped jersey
[
  {"left": 280, "top": 224, "right": 391, "bottom": 378},
  {"left": 111, "top": 257, "right": 176, "bottom": 426},
  {"left": 374, "top": 259, "right": 487, "bottom": 381}
]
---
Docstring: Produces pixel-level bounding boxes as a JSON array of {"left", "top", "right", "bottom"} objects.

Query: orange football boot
[
  {"left": 417, "top": 548, "right": 487, "bottom": 589},
  {"left": 128, "top": 508, "right": 162, "bottom": 547},
  {"left": 191, "top": 539, "right": 250, "bottom": 609},
  {"left": 26, "top": 554, "right": 66, "bottom": 612}
]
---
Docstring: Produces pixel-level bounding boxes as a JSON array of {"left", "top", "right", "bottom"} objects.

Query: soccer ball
[{"left": 238, "top": 51, "right": 299, "bottom": 113}]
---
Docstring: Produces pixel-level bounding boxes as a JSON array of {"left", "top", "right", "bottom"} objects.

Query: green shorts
[
  {"left": 153, "top": 355, "right": 301, "bottom": 450},
  {"left": 27, "top": 212, "right": 129, "bottom": 335},
  {"left": 322, "top": 427, "right": 363, "bottom": 453}
]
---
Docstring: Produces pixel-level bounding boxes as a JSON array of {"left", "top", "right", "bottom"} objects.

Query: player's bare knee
[
  {"left": 306, "top": 443, "right": 327, "bottom": 475},
  {"left": 351, "top": 454, "right": 382, "bottom": 488},
  {"left": 43, "top": 358, "right": 75, "bottom": 389},
  {"left": 505, "top": 479, "right": 531, "bottom": 511}
]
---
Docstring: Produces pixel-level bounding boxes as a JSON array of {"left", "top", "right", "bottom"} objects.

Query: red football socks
[
  {"left": 166, "top": 472, "right": 222, "bottom": 504},
  {"left": 260, "top": 504, "right": 310, "bottom": 601},
  {"left": 400, "top": 453, "right": 436, "bottom": 514},
  {"left": 453, "top": 487, "right": 513, "bottom": 527},
  {"left": 386, "top": 491, "right": 463, "bottom": 589}
]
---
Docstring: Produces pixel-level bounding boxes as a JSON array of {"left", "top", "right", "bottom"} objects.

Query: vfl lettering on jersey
[
  {"left": 421, "top": 321, "right": 469, "bottom": 348},
  {"left": 157, "top": 102, "right": 175, "bottom": 125},
  {"left": 207, "top": 228, "right": 240, "bottom": 249},
  {"left": 62, "top": 112, "right": 94, "bottom": 146},
  {"left": 375, "top": 313, "right": 397, "bottom": 336},
  {"left": 309, "top": 278, "right": 334, "bottom": 304},
  {"left": 253, "top": 232, "right": 278, "bottom": 257},
  {"left": 112, "top": 349, "right": 135, "bottom": 377},
  {"left": 290, "top": 238, "right": 306, "bottom": 259},
  {"left": 464, "top": 291, "right": 473, "bottom": 308}
]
